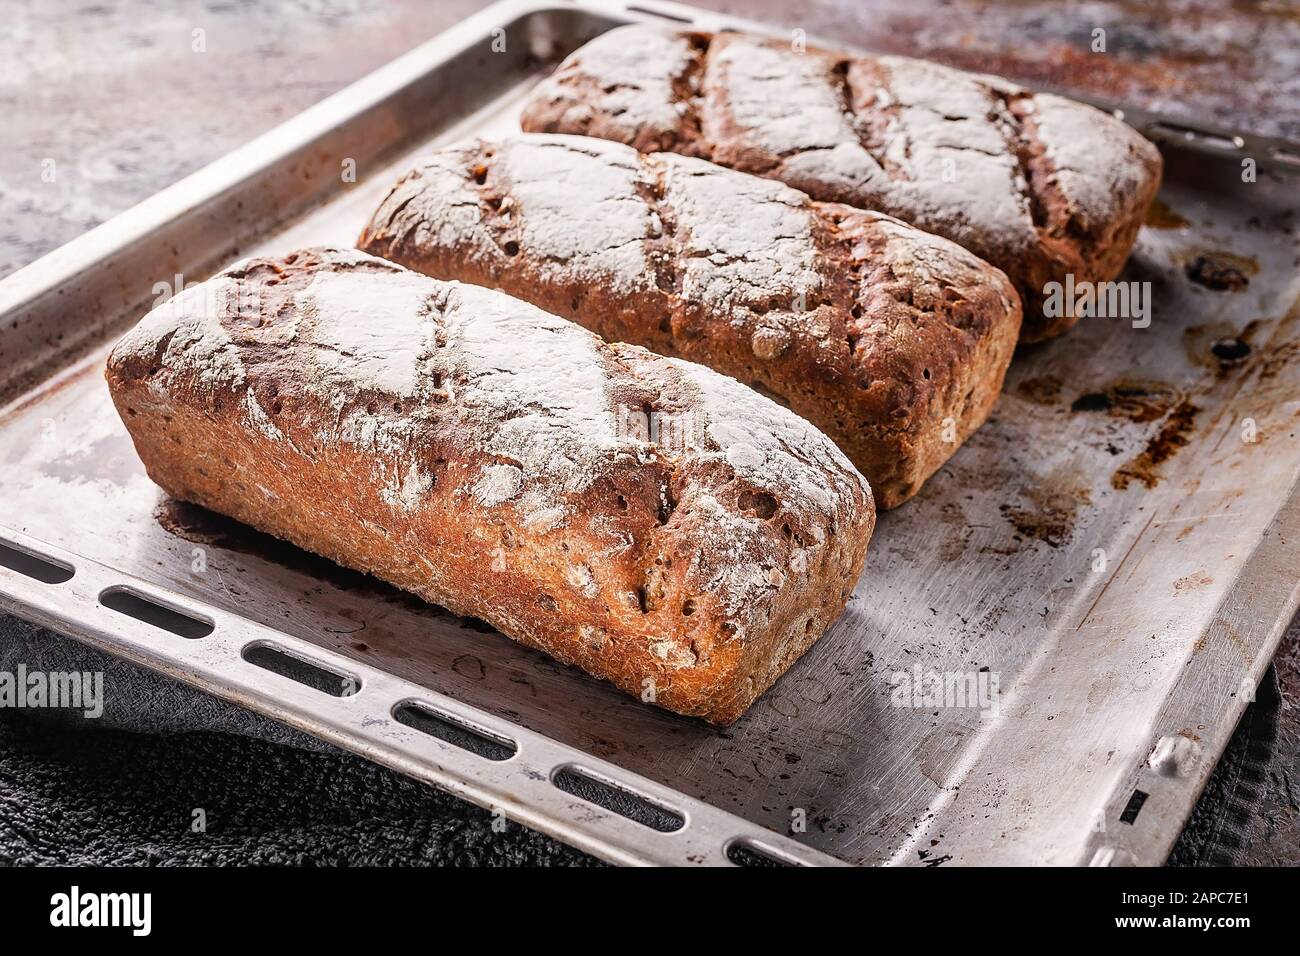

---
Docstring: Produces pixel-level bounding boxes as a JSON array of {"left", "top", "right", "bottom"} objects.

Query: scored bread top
[
  {"left": 107, "top": 249, "right": 874, "bottom": 721},
  {"left": 519, "top": 25, "right": 1163, "bottom": 340},
  {"left": 358, "top": 134, "right": 1021, "bottom": 506}
]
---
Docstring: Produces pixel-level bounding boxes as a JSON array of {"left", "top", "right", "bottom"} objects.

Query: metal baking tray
[{"left": 2, "top": 0, "right": 1298, "bottom": 867}]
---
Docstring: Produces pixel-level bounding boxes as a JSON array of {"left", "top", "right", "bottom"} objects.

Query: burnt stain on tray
[
  {"left": 1253, "top": 335, "right": 1300, "bottom": 383},
  {"left": 1144, "top": 198, "right": 1191, "bottom": 230},
  {"left": 1015, "top": 373, "right": 1064, "bottom": 405},
  {"left": 1210, "top": 338, "right": 1252, "bottom": 362},
  {"left": 1069, "top": 379, "right": 1182, "bottom": 422},
  {"left": 1062, "top": 295, "right": 1290, "bottom": 495},
  {"left": 998, "top": 481, "right": 1092, "bottom": 549},
  {"left": 1183, "top": 319, "right": 1261, "bottom": 376},
  {"left": 1066, "top": 379, "right": 1199, "bottom": 491},
  {"left": 937, "top": 500, "right": 976, "bottom": 561},
  {"left": 1184, "top": 251, "right": 1259, "bottom": 291},
  {"left": 1111, "top": 400, "right": 1200, "bottom": 490}
]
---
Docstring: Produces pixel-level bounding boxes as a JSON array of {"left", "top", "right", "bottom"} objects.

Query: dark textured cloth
[
  {"left": 0, "top": 615, "right": 326, "bottom": 746},
  {"left": 1168, "top": 666, "right": 1286, "bottom": 866},
  {"left": 0, "top": 713, "right": 600, "bottom": 866}
]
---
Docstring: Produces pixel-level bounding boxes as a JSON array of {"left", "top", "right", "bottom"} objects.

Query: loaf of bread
[
  {"left": 358, "top": 134, "right": 1021, "bottom": 508},
  {"left": 105, "top": 248, "right": 874, "bottom": 724},
  {"left": 519, "top": 26, "right": 1163, "bottom": 342}
]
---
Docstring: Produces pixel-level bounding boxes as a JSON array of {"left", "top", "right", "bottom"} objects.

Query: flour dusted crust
[
  {"left": 359, "top": 134, "right": 1021, "bottom": 507},
  {"left": 105, "top": 248, "right": 874, "bottom": 724},
  {"left": 519, "top": 26, "right": 1163, "bottom": 341}
]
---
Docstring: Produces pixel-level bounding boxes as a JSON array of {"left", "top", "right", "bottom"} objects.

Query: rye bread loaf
[
  {"left": 358, "top": 134, "right": 1021, "bottom": 508},
  {"left": 104, "top": 247, "right": 874, "bottom": 725},
  {"left": 518, "top": 26, "right": 1164, "bottom": 341}
]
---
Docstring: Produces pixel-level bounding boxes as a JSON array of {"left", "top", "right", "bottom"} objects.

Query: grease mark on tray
[
  {"left": 1183, "top": 319, "right": 1261, "bottom": 376},
  {"left": 1015, "top": 374, "right": 1063, "bottom": 405},
  {"left": 1144, "top": 199, "right": 1190, "bottom": 230},
  {"left": 1184, "top": 251, "right": 1258, "bottom": 291},
  {"left": 998, "top": 474, "right": 1093, "bottom": 549},
  {"left": 937, "top": 500, "right": 974, "bottom": 561},
  {"left": 1111, "top": 400, "right": 1200, "bottom": 490},
  {"left": 1069, "top": 379, "right": 1181, "bottom": 422}
]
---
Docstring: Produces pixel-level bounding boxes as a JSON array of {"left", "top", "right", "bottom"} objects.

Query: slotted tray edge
[{"left": 0, "top": 524, "right": 844, "bottom": 867}]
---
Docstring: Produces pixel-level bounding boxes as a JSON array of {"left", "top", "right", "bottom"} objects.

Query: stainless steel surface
[{"left": 1, "top": 0, "right": 1298, "bottom": 866}]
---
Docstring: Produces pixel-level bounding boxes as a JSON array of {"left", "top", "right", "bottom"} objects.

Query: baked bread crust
[
  {"left": 104, "top": 248, "right": 874, "bottom": 724},
  {"left": 359, "top": 134, "right": 1021, "bottom": 507},
  {"left": 518, "top": 26, "right": 1164, "bottom": 342}
]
